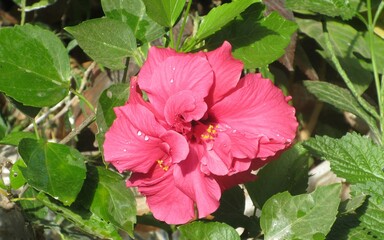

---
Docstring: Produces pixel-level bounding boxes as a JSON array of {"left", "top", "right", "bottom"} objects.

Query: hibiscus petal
[
  {"left": 215, "top": 169, "right": 256, "bottom": 191},
  {"left": 129, "top": 169, "right": 195, "bottom": 224},
  {"left": 205, "top": 41, "right": 244, "bottom": 105},
  {"left": 144, "top": 55, "right": 214, "bottom": 112},
  {"left": 138, "top": 47, "right": 178, "bottom": 90},
  {"left": 210, "top": 73, "right": 297, "bottom": 159},
  {"left": 164, "top": 90, "right": 207, "bottom": 133},
  {"left": 174, "top": 143, "right": 221, "bottom": 218},
  {"left": 104, "top": 103, "right": 188, "bottom": 173}
]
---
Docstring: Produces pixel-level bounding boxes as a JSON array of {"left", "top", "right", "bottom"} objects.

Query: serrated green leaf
[
  {"left": 297, "top": 19, "right": 373, "bottom": 94},
  {"left": 96, "top": 83, "right": 130, "bottom": 159},
  {"left": 66, "top": 18, "right": 137, "bottom": 70},
  {"left": 303, "top": 132, "right": 384, "bottom": 184},
  {"left": 195, "top": 0, "right": 258, "bottom": 41},
  {"left": 142, "top": 0, "right": 185, "bottom": 27},
  {"left": 179, "top": 221, "right": 240, "bottom": 240},
  {"left": 245, "top": 143, "right": 309, "bottom": 208},
  {"left": 36, "top": 192, "right": 122, "bottom": 239},
  {"left": 303, "top": 81, "right": 379, "bottom": 137},
  {"left": 261, "top": 184, "right": 341, "bottom": 240},
  {"left": 79, "top": 167, "right": 136, "bottom": 237},
  {"left": 0, "top": 24, "right": 70, "bottom": 107},
  {"left": 286, "top": 0, "right": 358, "bottom": 20},
  {"left": 18, "top": 138, "right": 86, "bottom": 206},
  {"left": 101, "top": 0, "right": 165, "bottom": 43},
  {"left": 207, "top": 4, "right": 297, "bottom": 68},
  {"left": 10, "top": 159, "right": 27, "bottom": 189},
  {"left": 0, "top": 131, "right": 36, "bottom": 146}
]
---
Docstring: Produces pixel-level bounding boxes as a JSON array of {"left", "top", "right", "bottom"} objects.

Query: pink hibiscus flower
[{"left": 103, "top": 41, "right": 298, "bottom": 224}]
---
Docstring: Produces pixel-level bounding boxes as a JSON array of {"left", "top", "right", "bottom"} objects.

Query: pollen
[
  {"left": 157, "top": 160, "right": 169, "bottom": 171},
  {"left": 201, "top": 124, "right": 218, "bottom": 141}
]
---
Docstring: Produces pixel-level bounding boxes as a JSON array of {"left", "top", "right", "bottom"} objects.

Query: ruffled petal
[
  {"left": 128, "top": 168, "right": 195, "bottom": 224},
  {"left": 174, "top": 143, "right": 221, "bottom": 218},
  {"left": 210, "top": 73, "right": 297, "bottom": 159},
  {"left": 104, "top": 103, "right": 188, "bottom": 173},
  {"left": 138, "top": 47, "right": 178, "bottom": 90},
  {"left": 144, "top": 55, "right": 214, "bottom": 113},
  {"left": 164, "top": 90, "right": 207, "bottom": 133},
  {"left": 205, "top": 41, "right": 243, "bottom": 105}
]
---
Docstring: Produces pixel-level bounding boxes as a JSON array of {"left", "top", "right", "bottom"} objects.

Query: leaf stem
[
  {"left": 367, "top": 0, "right": 384, "bottom": 143},
  {"left": 70, "top": 89, "right": 95, "bottom": 114},
  {"left": 20, "top": 0, "right": 26, "bottom": 26},
  {"left": 122, "top": 57, "right": 130, "bottom": 83},
  {"left": 322, "top": 20, "right": 379, "bottom": 121},
  {"left": 169, "top": 26, "right": 175, "bottom": 49},
  {"left": 33, "top": 119, "right": 40, "bottom": 140},
  {"left": 176, "top": 0, "right": 193, "bottom": 51}
]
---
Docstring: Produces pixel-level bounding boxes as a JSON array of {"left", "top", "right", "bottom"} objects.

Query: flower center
[
  {"left": 201, "top": 124, "right": 218, "bottom": 141},
  {"left": 157, "top": 160, "right": 169, "bottom": 171}
]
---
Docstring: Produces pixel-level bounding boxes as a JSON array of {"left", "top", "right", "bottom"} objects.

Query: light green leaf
[
  {"left": 207, "top": 4, "right": 297, "bottom": 68},
  {"left": 65, "top": 18, "right": 137, "bottom": 70},
  {"left": 79, "top": 167, "right": 136, "bottom": 237},
  {"left": 195, "top": 0, "right": 258, "bottom": 41},
  {"left": 0, "top": 131, "right": 36, "bottom": 146},
  {"left": 303, "top": 132, "right": 384, "bottom": 184},
  {"left": 286, "top": 0, "right": 359, "bottom": 20},
  {"left": 36, "top": 192, "right": 122, "bottom": 239},
  {"left": 10, "top": 159, "right": 27, "bottom": 189},
  {"left": 96, "top": 83, "right": 130, "bottom": 159},
  {"left": 0, "top": 24, "right": 70, "bottom": 107},
  {"left": 297, "top": 19, "right": 373, "bottom": 94},
  {"left": 18, "top": 138, "right": 86, "bottom": 206},
  {"left": 245, "top": 143, "right": 309, "bottom": 208},
  {"left": 101, "top": 0, "right": 165, "bottom": 43},
  {"left": 303, "top": 81, "right": 379, "bottom": 136},
  {"left": 261, "top": 184, "right": 341, "bottom": 240},
  {"left": 13, "top": 0, "right": 57, "bottom": 11},
  {"left": 142, "top": 0, "right": 186, "bottom": 27},
  {"left": 179, "top": 221, "right": 240, "bottom": 240}
]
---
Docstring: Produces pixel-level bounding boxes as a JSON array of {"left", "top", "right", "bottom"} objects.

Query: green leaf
[
  {"left": 18, "top": 188, "right": 50, "bottom": 221},
  {"left": 195, "top": 0, "right": 258, "bottom": 41},
  {"left": 101, "top": 0, "right": 165, "bottom": 43},
  {"left": 0, "top": 115, "right": 7, "bottom": 140},
  {"left": 179, "top": 221, "right": 240, "bottom": 240},
  {"left": 13, "top": 0, "right": 57, "bottom": 11},
  {"left": 0, "top": 131, "right": 36, "bottom": 146},
  {"left": 286, "top": 0, "right": 359, "bottom": 20},
  {"left": 303, "top": 132, "right": 384, "bottom": 184},
  {"left": 36, "top": 192, "right": 122, "bottom": 239},
  {"left": 303, "top": 81, "right": 378, "bottom": 136},
  {"left": 18, "top": 138, "right": 86, "bottom": 206},
  {"left": 245, "top": 143, "right": 309, "bottom": 208},
  {"left": 96, "top": 83, "right": 130, "bottom": 159},
  {"left": 142, "top": 0, "right": 185, "bottom": 27},
  {"left": 10, "top": 159, "right": 27, "bottom": 189},
  {"left": 261, "top": 184, "right": 341, "bottom": 240},
  {"left": 0, "top": 24, "right": 70, "bottom": 107},
  {"left": 297, "top": 19, "right": 373, "bottom": 94},
  {"left": 349, "top": 182, "right": 384, "bottom": 239},
  {"left": 79, "top": 167, "right": 136, "bottom": 237},
  {"left": 65, "top": 18, "right": 137, "bottom": 70},
  {"left": 207, "top": 4, "right": 297, "bottom": 68}
]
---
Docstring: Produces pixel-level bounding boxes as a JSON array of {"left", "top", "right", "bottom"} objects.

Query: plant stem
[
  {"left": 20, "top": 0, "right": 26, "bottom": 25},
  {"left": 122, "top": 57, "right": 130, "bottom": 83},
  {"left": 176, "top": 0, "right": 193, "bottom": 51},
  {"left": 322, "top": 20, "right": 379, "bottom": 122},
  {"left": 33, "top": 119, "right": 40, "bottom": 140},
  {"left": 367, "top": 0, "right": 384, "bottom": 143},
  {"left": 70, "top": 89, "right": 95, "bottom": 114},
  {"left": 169, "top": 26, "right": 175, "bottom": 49}
]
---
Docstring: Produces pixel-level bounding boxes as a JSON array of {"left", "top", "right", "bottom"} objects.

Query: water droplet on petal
[
  {"left": 123, "top": 149, "right": 127, "bottom": 152},
  {"left": 144, "top": 135, "right": 149, "bottom": 141},
  {"left": 232, "top": 129, "right": 237, "bottom": 133},
  {"left": 137, "top": 130, "right": 142, "bottom": 136},
  {"left": 170, "top": 78, "right": 174, "bottom": 84},
  {"left": 286, "top": 139, "right": 292, "bottom": 143}
]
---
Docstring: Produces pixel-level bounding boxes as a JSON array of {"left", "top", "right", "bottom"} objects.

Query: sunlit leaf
[
  {"left": 179, "top": 221, "right": 240, "bottom": 240},
  {"left": 142, "top": 0, "right": 186, "bottom": 27}
]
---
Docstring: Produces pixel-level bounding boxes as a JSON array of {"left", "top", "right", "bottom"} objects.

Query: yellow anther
[
  {"left": 201, "top": 124, "right": 218, "bottom": 142},
  {"left": 157, "top": 159, "right": 169, "bottom": 171}
]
